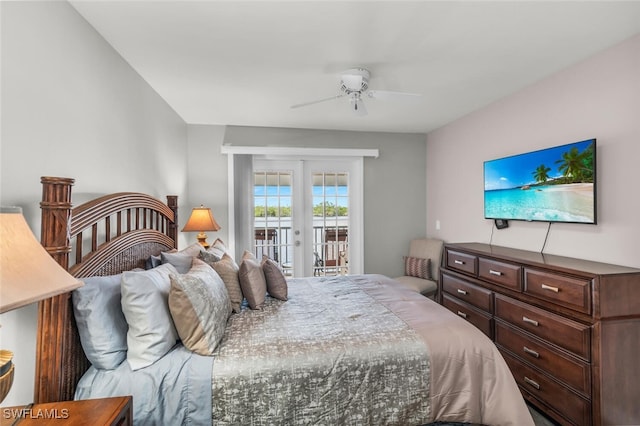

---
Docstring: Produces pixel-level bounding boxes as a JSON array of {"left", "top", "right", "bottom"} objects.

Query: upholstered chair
[{"left": 394, "top": 238, "right": 444, "bottom": 299}]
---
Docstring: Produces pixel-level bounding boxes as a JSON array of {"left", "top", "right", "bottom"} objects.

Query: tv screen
[{"left": 484, "top": 139, "right": 596, "bottom": 224}]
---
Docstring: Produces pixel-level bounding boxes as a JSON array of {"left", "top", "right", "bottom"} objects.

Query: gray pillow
[
  {"left": 168, "top": 259, "right": 231, "bottom": 355},
  {"left": 161, "top": 251, "right": 193, "bottom": 274},
  {"left": 72, "top": 274, "right": 128, "bottom": 369},
  {"left": 145, "top": 254, "right": 162, "bottom": 270},
  {"left": 179, "top": 242, "right": 206, "bottom": 257},
  {"left": 261, "top": 256, "right": 288, "bottom": 301},
  {"left": 238, "top": 251, "right": 267, "bottom": 310},
  {"left": 121, "top": 263, "right": 179, "bottom": 370}
]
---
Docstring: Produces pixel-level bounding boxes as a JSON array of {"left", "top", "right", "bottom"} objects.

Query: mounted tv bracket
[{"left": 495, "top": 219, "right": 509, "bottom": 229}]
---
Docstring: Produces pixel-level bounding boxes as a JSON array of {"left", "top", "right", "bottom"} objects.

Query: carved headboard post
[
  {"left": 34, "top": 177, "right": 76, "bottom": 403},
  {"left": 167, "top": 195, "right": 178, "bottom": 249}
]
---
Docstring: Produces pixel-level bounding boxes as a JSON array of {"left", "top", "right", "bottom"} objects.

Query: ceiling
[{"left": 69, "top": 1, "right": 640, "bottom": 134}]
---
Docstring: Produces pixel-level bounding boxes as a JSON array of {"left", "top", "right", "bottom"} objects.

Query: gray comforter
[
  {"left": 211, "top": 274, "right": 534, "bottom": 426},
  {"left": 212, "top": 274, "right": 432, "bottom": 425}
]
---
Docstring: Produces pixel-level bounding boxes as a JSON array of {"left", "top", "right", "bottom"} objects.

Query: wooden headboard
[{"left": 35, "top": 176, "right": 178, "bottom": 403}]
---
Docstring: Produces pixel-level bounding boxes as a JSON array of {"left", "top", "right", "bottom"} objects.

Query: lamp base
[
  {"left": 0, "top": 350, "right": 14, "bottom": 403},
  {"left": 196, "top": 232, "right": 210, "bottom": 249}
]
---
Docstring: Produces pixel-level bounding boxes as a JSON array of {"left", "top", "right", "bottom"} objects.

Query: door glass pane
[
  {"left": 312, "top": 172, "right": 349, "bottom": 276},
  {"left": 253, "top": 171, "right": 294, "bottom": 276}
]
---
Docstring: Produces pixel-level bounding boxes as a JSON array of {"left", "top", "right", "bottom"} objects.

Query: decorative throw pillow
[
  {"left": 161, "top": 251, "right": 193, "bottom": 274},
  {"left": 145, "top": 254, "right": 162, "bottom": 270},
  {"left": 404, "top": 256, "right": 433, "bottom": 281},
  {"left": 206, "top": 238, "right": 229, "bottom": 260},
  {"left": 72, "top": 273, "right": 128, "bottom": 369},
  {"left": 198, "top": 250, "right": 220, "bottom": 265},
  {"left": 261, "top": 255, "right": 288, "bottom": 301},
  {"left": 238, "top": 251, "right": 267, "bottom": 310},
  {"left": 121, "top": 263, "right": 180, "bottom": 370},
  {"left": 208, "top": 253, "right": 243, "bottom": 313},
  {"left": 168, "top": 259, "right": 231, "bottom": 356}
]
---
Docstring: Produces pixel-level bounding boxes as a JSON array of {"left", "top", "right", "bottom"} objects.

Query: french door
[{"left": 252, "top": 158, "right": 363, "bottom": 278}]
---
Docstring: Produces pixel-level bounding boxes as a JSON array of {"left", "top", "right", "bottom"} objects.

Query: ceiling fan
[{"left": 290, "top": 68, "right": 421, "bottom": 116}]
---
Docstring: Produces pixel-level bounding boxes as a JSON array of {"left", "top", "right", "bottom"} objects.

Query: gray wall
[
  {"left": 0, "top": 1, "right": 188, "bottom": 405},
  {"left": 220, "top": 125, "right": 428, "bottom": 276},
  {"left": 426, "top": 33, "right": 640, "bottom": 268}
]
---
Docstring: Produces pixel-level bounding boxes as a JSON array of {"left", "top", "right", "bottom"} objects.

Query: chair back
[{"left": 408, "top": 238, "right": 444, "bottom": 280}]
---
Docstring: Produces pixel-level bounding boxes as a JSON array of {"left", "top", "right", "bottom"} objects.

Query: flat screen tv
[{"left": 484, "top": 139, "right": 596, "bottom": 224}]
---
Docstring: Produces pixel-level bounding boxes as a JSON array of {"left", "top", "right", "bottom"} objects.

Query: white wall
[
  {"left": 185, "top": 125, "right": 230, "bottom": 245},
  {"left": 426, "top": 33, "right": 640, "bottom": 268},
  {"left": 0, "top": 1, "right": 188, "bottom": 405}
]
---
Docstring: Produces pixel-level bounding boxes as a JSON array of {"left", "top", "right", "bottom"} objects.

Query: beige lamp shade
[
  {"left": 0, "top": 206, "right": 84, "bottom": 403},
  {"left": 181, "top": 205, "right": 220, "bottom": 248},
  {"left": 0, "top": 206, "right": 83, "bottom": 314}
]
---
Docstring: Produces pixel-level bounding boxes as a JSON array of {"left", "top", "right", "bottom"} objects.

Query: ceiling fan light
[
  {"left": 342, "top": 74, "right": 364, "bottom": 92},
  {"left": 349, "top": 94, "right": 367, "bottom": 116}
]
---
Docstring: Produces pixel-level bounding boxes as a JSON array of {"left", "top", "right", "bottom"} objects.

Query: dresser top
[{"left": 446, "top": 242, "right": 640, "bottom": 276}]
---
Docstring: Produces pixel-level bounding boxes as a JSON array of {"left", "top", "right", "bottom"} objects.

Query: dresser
[{"left": 439, "top": 242, "right": 640, "bottom": 426}]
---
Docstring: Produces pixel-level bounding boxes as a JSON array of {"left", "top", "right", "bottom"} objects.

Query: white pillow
[{"left": 121, "top": 263, "right": 179, "bottom": 370}]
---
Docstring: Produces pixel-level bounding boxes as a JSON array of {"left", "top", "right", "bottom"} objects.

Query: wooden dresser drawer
[
  {"left": 441, "top": 273, "right": 493, "bottom": 312},
  {"left": 446, "top": 250, "right": 477, "bottom": 275},
  {"left": 495, "top": 320, "right": 590, "bottom": 396},
  {"left": 524, "top": 268, "right": 592, "bottom": 315},
  {"left": 495, "top": 295, "right": 590, "bottom": 361},
  {"left": 443, "top": 294, "right": 493, "bottom": 338},
  {"left": 502, "top": 351, "right": 591, "bottom": 426},
  {"left": 440, "top": 242, "right": 640, "bottom": 426},
  {"left": 479, "top": 257, "right": 522, "bottom": 291}
]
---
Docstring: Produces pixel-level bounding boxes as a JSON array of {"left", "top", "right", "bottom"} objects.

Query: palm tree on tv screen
[
  {"left": 555, "top": 143, "right": 594, "bottom": 183},
  {"left": 532, "top": 164, "right": 552, "bottom": 184}
]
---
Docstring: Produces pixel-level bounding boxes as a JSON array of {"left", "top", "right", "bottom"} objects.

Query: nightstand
[{"left": 1, "top": 396, "right": 132, "bottom": 425}]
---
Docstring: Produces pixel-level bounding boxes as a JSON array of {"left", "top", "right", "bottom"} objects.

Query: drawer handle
[
  {"left": 541, "top": 284, "right": 559, "bottom": 293},
  {"left": 522, "top": 316, "right": 539, "bottom": 326},
  {"left": 457, "top": 289, "right": 468, "bottom": 295},
  {"left": 489, "top": 269, "right": 503, "bottom": 276},
  {"left": 454, "top": 260, "right": 465, "bottom": 265},
  {"left": 457, "top": 311, "right": 467, "bottom": 319},
  {"left": 524, "top": 376, "right": 541, "bottom": 390},
  {"left": 523, "top": 346, "right": 540, "bottom": 358}
]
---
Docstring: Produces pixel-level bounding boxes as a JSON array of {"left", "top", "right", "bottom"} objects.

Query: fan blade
[
  {"left": 291, "top": 94, "right": 345, "bottom": 109},
  {"left": 367, "top": 90, "right": 422, "bottom": 101}
]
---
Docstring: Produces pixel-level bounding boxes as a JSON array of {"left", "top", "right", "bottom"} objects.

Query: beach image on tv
[{"left": 484, "top": 139, "right": 595, "bottom": 223}]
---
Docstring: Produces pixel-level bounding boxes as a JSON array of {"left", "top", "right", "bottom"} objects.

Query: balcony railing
[{"left": 253, "top": 226, "right": 348, "bottom": 276}]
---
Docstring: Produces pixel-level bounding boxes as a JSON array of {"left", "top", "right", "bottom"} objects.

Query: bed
[{"left": 35, "top": 176, "right": 534, "bottom": 426}]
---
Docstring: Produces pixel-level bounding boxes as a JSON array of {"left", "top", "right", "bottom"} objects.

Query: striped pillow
[
  {"left": 404, "top": 256, "right": 433, "bottom": 280},
  {"left": 200, "top": 252, "right": 244, "bottom": 313}
]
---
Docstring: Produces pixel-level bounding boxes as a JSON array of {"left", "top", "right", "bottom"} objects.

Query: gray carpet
[{"left": 421, "top": 403, "right": 557, "bottom": 426}]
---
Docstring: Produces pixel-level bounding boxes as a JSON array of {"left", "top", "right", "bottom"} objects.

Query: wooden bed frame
[{"left": 34, "top": 177, "right": 179, "bottom": 403}]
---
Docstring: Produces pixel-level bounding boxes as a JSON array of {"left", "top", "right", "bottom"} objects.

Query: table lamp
[
  {"left": 181, "top": 205, "right": 220, "bottom": 249},
  {"left": 0, "top": 206, "right": 83, "bottom": 403}
]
